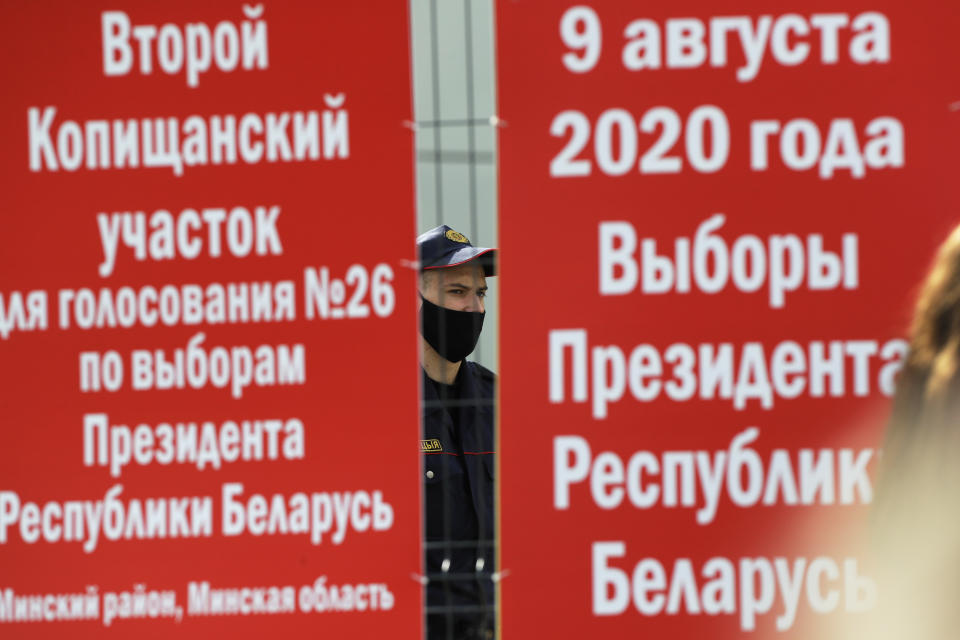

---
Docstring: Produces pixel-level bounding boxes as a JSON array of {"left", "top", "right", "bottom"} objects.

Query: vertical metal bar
[
  {"left": 426, "top": 6, "right": 456, "bottom": 638},
  {"left": 464, "top": 0, "right": 482, "bottom": 369},
  {"left": 463, "top": 1, "right": 490, "bottom": 634},
  {"left": 464, "top": 0, "right": 479, "bottom": 246},
  {"left": 429, "top": 0, "right": 444, "bottom": 230}
]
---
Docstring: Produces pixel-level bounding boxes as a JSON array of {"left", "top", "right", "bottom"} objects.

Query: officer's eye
[{"left": 478, "top": 290, "right": 487, "bottom": 298}]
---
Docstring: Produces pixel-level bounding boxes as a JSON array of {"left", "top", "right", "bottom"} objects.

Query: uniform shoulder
[{"left": 465, "top": 360, "right": 497, "bottom": 386}]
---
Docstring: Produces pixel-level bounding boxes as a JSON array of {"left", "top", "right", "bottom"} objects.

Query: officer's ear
[
  {"left": 418, "top": 270, "right": 437, "bottom": 299},
  {"left": 416, "top": 272, "right": 426, "bottom": 310}
]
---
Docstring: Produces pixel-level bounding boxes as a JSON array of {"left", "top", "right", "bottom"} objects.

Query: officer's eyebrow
[{"left": 444, "top": 280, "right": 486, "bottom": 292}]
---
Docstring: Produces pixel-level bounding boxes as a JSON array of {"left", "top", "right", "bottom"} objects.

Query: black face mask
[{"left": 419, "top": 294, "right": 485, "bottom": 363}]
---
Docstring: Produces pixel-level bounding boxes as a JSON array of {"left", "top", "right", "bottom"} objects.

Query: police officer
[{"left": 417, "top": 225, "right": 496, "bottom": 640}]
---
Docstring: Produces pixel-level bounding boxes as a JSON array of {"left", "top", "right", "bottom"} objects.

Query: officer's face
[{"left": 419, "top": 263, "right": 487, "bottom": 313}]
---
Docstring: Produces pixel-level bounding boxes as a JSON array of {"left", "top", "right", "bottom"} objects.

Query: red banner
[
  {"left": 497, "top": 2, "right": 960, "bottom": 637},
  {"left": 0, "top": 2, "right": 420, "bottom": 637}
]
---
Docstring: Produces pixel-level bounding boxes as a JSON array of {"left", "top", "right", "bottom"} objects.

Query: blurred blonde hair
[
  {"left": 879, "top": 223, "right": 960, "bottom": 492},
  {"left": 868, "top": 222, "right": 960, "bottom": 640}
]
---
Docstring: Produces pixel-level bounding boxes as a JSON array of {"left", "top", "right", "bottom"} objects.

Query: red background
[
  {"left": 0, "top": 2, "right": 422, "bottom": 638},
  {"left": 497, "top": 1, "right": 960, "bottom": 637}
]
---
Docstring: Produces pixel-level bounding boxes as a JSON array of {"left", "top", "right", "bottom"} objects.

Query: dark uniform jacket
[{"left": 422, "top": 361, "right": 495, "bottom": 639}]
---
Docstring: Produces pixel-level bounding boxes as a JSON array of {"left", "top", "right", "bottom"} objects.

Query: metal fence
[{"left": 411, "top": 1, "right": 499, "bottom": 638}]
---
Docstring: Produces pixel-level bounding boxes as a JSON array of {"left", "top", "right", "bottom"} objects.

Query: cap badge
[{"left": 445, "top": 230, "right": 469, "bottom": 244}]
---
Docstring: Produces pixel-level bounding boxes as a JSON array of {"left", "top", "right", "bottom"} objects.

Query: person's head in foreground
[{"left": 869, "top": 221, "right": 960, "bottom": 640}]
